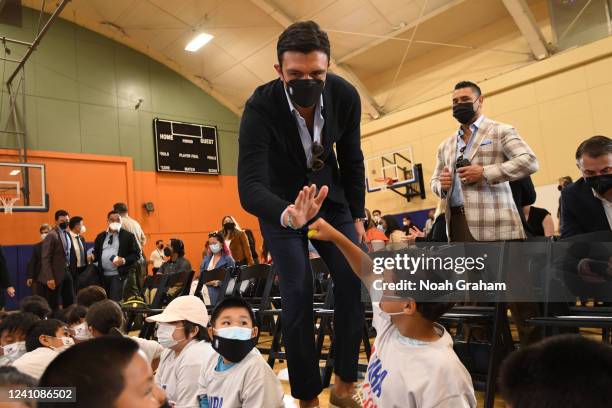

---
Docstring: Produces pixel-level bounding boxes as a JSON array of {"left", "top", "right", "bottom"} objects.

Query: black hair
[
  {"left": 277, "top": 21, "right": 330, "bottom": 65},
  {"left": 381, "top": 215, "right": 402, "bottom": 237},
  {"left": 403, "top": 215, "right": 411, "bottom": 221},
  {"left": 76, "top": 285, "right": 107, "bottom": 308},
  {"left": 170, "top": 238, "right": 185, "bottom": 258},
  {"left": 454, "top": 81, "right": 482, "bottom": 97},
  {"left": 0, "top": 366, "right": 37, "bottom": 388},
  {"left": 499, "top": 334, "right": 612, "bottom": 408},
  {"left": 68, "top": 216, "right": 83, "bottom": 230},
  {"left": 54, "top": 209, "right": 69, "bottom": 221},
  {"left": 38, "top": 337, "right": 140, "bottom": 408},
  {"left": 575, "top": 135, "right": 612, "bottom": 160},
  {"left": 210, "top": 296, "right": 256, "bottom": 327},
  {"left": 155, "top": 239, "right": 163, "bottom": 245},
  {"left": 372, "top": 209, "right": 381, "bottom": 215},
  {"left": 0, "top": 312, "right": 40, "bottom": 341},
  {"left": 86, "top": 300, "right": 123, "bottom": 335},
  {"left": 19, "top": 295, "right": 51, "bottom": 320},
  {"left": 112, "top": 202, "right": 128, "bottom": 214},
  {"left": 62, "top": 304, "right": 88, "bottom": 326},
  {"left": 107, "top": 210, "right": 120, "bottom": 219},
  {"left": 183, "top": 321, "right": 209, "bottom": 342},
  {"left": 560, "top": 175, "right": 573, "bottom": 184},
  {"left": 25, "top": 319, "right": 64, "bottom": 352}
]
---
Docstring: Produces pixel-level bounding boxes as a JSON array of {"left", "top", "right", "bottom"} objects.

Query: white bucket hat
[{"left": 145, "top": 295, "right": 209, "bottom": 327}]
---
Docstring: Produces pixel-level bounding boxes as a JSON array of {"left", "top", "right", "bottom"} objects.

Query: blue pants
[{"left": 260, "top": 204, "right": 364, "bottom": 401}]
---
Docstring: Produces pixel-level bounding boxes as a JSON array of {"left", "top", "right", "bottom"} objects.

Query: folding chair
[
  {"left": 234, "top": 264, "right": 276, "bottom": 332},
  {"left": 193, "top": 266, "right": 233, "bottom": 308},
  {"left": 130, "top": 270, "right": 194, "bottom": 339},
  {"left": 123, "top": 273, "right": 170, "bottom": 333}
]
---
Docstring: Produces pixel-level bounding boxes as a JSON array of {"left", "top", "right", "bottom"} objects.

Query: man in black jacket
[
  {"left": 561, "top": 135, "right": 612, "bottom": 238},
  {"left": 92, "top": 210, "right": 141, "bottom": 302},
  {"left": 238, "top": 21, "right": 365, "bottom": 408},
  {"left": 0, "top": 245, "right": 16, "bottom": 309}
]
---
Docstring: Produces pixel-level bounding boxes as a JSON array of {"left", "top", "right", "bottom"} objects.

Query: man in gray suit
[{"left": 39, "top": 209, "right": 74, "bottom": 310}]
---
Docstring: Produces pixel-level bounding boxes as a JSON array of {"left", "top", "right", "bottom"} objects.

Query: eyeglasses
[{"left": 311, "top": 142, "right": 324, "bottom": 172}]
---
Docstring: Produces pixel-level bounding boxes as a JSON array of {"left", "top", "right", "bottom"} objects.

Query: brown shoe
[{"left": 329, "top": 386, "right": 363, "bottom": 408}]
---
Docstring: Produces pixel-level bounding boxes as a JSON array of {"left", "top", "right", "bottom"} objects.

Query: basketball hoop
[
  {"left": 0, "top": 194, "right": 18, "bottom": 214},
  {"left": 374, "top": 177, "right": 397, "bottom": 191}
]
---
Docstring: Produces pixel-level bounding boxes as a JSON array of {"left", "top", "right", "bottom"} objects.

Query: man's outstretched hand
[{"left": 285, "top": 185, "right": 329, "bottom": 229}]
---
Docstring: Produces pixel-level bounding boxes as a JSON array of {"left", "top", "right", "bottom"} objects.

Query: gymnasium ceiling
[{"left": 20, "top": 0, "right": 551, "bottom": 121}]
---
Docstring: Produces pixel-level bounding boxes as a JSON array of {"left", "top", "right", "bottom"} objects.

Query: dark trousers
[
  {"left": 37, "top": 268, "right": 74, "bottom": 310},
  {"left": 260, "top": 204, "right": 364, "bottom": 401},
  {"left": 104, "top": 275, "right": 124, "bottom": 302}
]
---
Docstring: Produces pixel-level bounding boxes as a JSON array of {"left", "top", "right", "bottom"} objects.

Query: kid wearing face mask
[
  {"left": 196, "top": 297, "right": 284, "bottom": 408},
  {"left": 146, "top": 296, "right": 216, "bottom": 408},
  {"left": 197, "top": 232, "right": 236, "bottom": 306},
  {"left": 12, "top": 319, "right": 74, "bottom": 380},
  {"left": 0, "top": 312, "right": 39, "bottom": 367},
  {"left": 308, "top": 218, "right": 477, "bottom": 408}
]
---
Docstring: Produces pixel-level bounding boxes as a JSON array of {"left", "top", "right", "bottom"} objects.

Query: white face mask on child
[
  {"left": 156, "top": 323, "right": 185, "bottom": 349},
  {"left": 72, "top": 322, "right": 93, "bottom": 341}
]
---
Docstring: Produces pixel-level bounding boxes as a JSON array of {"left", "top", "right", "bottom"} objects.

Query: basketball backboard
[
  {"left": 0, "top": 162, "right": 47, "bottom": 212},
  {"left": 365, "top": 147, "right": 416, "bottom": 193}
]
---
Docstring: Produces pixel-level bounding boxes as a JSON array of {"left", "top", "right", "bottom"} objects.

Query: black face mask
[
  {"left": 286, "top": 79, "right": 325, "bottom": 108},
  {"left": 211, "top": 335, "right": 257, "bottom": 363},
  {"left": 224, "top": 222, "right": 235, "bottom": 231},
  {"left": 163, "top": 247, "right": 172, "bottom": 257},
  {"left": 585, "top": 174, "right": 612, "bottom": 196},
  {"left": 453, "top": 101, "right": 477, "bottom": 124},
  {"left": 58, "top": 222, "right": 69, "bottom": 230}
]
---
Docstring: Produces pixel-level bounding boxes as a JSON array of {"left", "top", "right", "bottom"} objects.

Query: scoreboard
[{"left": 153, "top": 118, "right": 220, "bottom": 174}]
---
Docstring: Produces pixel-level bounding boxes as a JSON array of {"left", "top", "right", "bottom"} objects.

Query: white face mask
[
  {"left": 2, "top": 341, "right": 26, "bottom": 360},
  {"left": 80, "top": 225, "right": 87, "bottom": 234},
  {"left": 52, "top": 336, "right": 75, "bottom": 352},
  {"left": 156, "top": 323, "right": 184, "bottom": 349},
  {"left": 377, "top": 224, "right": 385, "bottom": 232},
  {"left": 109, "top": 222, "right": 121, "bottom": 232},
  {"left": 71, "top": 322, "right": 93, "bottom": 341},
  {"left": 40, "top": 233, "right": 48, "bottom": 240}
]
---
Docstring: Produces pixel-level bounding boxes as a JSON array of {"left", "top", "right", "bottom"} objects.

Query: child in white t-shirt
[
  {"left": 197, "top": 296, "right": 284, "bottom": 408},
  {"left": 309, "top": 218, "right": 477, "bottom": 408}
]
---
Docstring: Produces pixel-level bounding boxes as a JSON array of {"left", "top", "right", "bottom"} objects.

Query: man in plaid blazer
[{"left": 431, "top": 81, "right": 539, "bottom": 242}]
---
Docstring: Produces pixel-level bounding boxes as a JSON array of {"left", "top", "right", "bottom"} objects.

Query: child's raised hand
[{"left": 308, "top": 218, "right": 338, "bottom": 242}]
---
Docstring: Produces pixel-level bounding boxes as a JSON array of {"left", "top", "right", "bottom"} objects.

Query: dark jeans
[
  {"left": 104, "top": 275, "right": 124, "bottom": 302},
  {"left": 260, "top": 204, "right": 364, "bottom": 401},
  {"left": 104, "top": 263, "right": 141, "bottom": 302}
]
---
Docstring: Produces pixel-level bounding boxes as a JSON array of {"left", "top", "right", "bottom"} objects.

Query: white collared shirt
[
  {"left": 280, "top": 86, "right": 325, "bottom": 227},
  {"left": 593, "top": 189, "right": 612, "bottom": 229},
  {"left": 283, "top": 86, "right": 325, "bottom": 169},
  {"left": 69, "top": 231, "right": 85, "bottom": 267}
]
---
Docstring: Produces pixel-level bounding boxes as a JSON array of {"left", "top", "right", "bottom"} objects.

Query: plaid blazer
[{"left": 430, "top": 117, "right": 538, "bottom": 241}]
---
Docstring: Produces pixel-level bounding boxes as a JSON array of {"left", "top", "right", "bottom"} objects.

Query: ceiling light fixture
[
  {"left": 9, "top": 170, "right": 20, "bottom": 176},
  {"left": 185, "top": 33, "right": 214, "bottom": 52}
]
